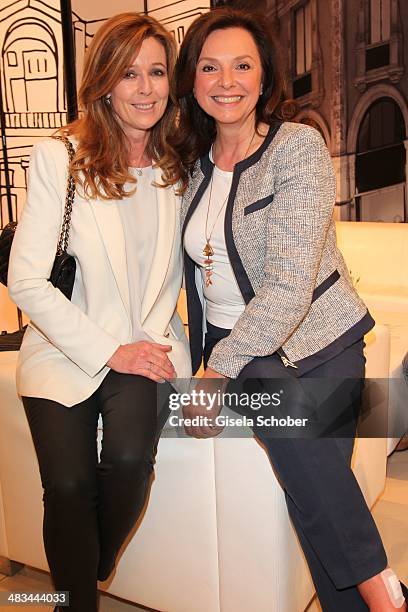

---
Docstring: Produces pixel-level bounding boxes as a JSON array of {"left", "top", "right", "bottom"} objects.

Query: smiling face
[
  {"left": 194, "top": 27, "right": 263, "bottom": 130},
  {"left": 110, "top": 36, "right": 169, "bottom": 140}
]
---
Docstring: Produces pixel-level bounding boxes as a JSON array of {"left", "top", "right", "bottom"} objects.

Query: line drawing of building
[
  {"left": 0, "top": 0, "right": 66, "bottom": 226},
  {"left": 0, "top": 0, "right": 211, "bottom": 229}
]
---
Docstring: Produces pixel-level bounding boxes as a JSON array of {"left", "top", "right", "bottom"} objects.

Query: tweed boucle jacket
[{"left": 181, "top": 121, "right": 374, "bottom": 377}]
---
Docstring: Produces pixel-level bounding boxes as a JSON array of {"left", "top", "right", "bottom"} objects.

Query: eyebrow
[
  {"left": 197, "top": 55, "right": 254, "bottom": 63},
  {"left": 127, "top": 61, "right": 167, "bottom": 68}
]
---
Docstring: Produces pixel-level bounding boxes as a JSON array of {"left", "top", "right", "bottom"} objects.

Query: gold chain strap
[{"left": 52, "top": 135, "right": 76, "bottom": 256}]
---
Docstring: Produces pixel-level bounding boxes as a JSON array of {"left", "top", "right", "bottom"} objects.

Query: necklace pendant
[
  {"left": 203, "top": 242, "right": 214, "bottom": 257},
  {"left": 205, "top": 269, "right": 213, "bottom": 287},
  {"left": 203, "top": 241, "right": 214, "bottom": 287}
]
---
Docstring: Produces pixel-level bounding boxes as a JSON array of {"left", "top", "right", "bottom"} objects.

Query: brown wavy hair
[
  {"left": 61, "top": 13, "right": 180, "bottom": 200},
  {"left": 174, "top": 7, "right": 288, "bottom": 189}
]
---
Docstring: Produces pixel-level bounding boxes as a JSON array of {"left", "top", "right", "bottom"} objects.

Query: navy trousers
[{"left": 204, "top": 322, "right": 387, "bottom": 612}]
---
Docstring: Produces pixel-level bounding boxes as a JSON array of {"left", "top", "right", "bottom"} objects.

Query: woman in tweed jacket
[{"left": 174, "top": 8, "right": 407, "bottom": 612}]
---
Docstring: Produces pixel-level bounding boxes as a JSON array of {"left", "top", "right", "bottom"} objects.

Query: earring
[
  {"left": 105, "top": 95, "right": 111, "bottom": 105},
  {"left": 259, "top": 84, "right": 264, "bottom": 95}
]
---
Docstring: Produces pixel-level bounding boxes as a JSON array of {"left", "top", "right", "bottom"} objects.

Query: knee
[
  {"left": 100, "top": 448, "right": 155, "bottom": 481},
  {"left": 44, "top": 476, "right": 97, "bottom": 506}
]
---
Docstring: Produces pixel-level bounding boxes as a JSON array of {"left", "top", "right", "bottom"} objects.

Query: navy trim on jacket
[
  {"left": 182, "top": 123, "right": 283, "bottom": 374},
  {"left": 182, "top": 122, "right": 373, "bottom": 376}
]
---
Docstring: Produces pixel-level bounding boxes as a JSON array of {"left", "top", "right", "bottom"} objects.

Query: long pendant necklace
[
  {"left": 203, "top": 130, "right": 257, "bottom": 287},
  {"left": 203, "top": 178, "right": 228, "bottom": 287}
]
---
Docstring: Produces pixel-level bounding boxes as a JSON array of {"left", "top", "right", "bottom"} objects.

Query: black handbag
[
  {"left": 0, "top": 327, "right": 27, "bottom": 352},
  {"left": 0, "top": 135, "right": 76, "bottom": 300},
  {"left": 0, "top": 222, "right": 17, "bottom": 286}
]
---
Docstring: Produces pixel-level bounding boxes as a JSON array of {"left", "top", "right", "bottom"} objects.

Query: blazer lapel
[
  {"left": 140, "top": 166, "right": 176, "bottom": 323},
  {"left": 89, "top": 199, "right": 131, "bottom": 317}
]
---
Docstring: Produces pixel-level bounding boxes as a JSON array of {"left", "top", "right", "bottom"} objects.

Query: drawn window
[
  {"left": 293, "top": 2, "right": 312, "bottom": 98},
  {"left": 356, "top": 97, "right": 405, "bottom": 193},
  {"left": 22, "top": 50, "right": 51, "bottom": 80},
  {"left": 7, "top": 51, "right": 17, "bottom": 67}
]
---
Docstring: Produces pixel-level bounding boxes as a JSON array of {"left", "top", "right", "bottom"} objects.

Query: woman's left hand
[{"left": 183, "top": 368, "right": 229, "bottom": 438}]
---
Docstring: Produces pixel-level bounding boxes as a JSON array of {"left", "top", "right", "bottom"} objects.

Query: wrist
[{"left": 106, "top": 345, "right": 122, "bottom": 368}]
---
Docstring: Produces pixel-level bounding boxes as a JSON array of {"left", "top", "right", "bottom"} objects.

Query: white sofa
[
  {"left": 0, "top": 324, "right": 389, "bottom": 612},
  {"left": 336, "top": 222, "right": 408, "bottom": 452},
  {"left": 1, "top": 219, "right": 406, "bottom": 611}
]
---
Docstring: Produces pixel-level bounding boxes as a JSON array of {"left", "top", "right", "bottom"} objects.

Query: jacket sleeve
[
  {"left": 208, "top": 126, "right": 337, "bottom": 378},
  {"left": 8, "top": 140, "right": 120, "bottom": 377}
]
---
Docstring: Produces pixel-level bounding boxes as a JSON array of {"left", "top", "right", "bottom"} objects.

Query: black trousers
[
  {"left": 23, "top": 370, "right": 161, "bottom": 612},
  {"left": 204, "top": 322, "right": 388, "bottom": 612}
]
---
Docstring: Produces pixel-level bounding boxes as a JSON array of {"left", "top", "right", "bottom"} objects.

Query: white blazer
[{"left": 8, "top": 137, "right": 192, "bottom": 407}]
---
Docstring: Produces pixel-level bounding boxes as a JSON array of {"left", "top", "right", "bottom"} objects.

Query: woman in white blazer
[{"left": 8, "top": 13, "right": 191, "bottom": 612}]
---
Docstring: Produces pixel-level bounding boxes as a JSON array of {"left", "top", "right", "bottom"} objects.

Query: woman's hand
[
  {"left": 183, "top": 368, "right": 229, "bottom": 438},
  {"left": 107, "top": 341, "right": 176, "bottom": 382}
]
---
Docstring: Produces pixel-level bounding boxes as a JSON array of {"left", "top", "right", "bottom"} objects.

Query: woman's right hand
[{"left": 107, "top": 341, "right": 176, "bottom": 382}]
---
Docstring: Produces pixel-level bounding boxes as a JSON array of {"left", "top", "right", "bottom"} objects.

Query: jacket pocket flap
[
  {"left": 311, "top": 269, "right": 340, "bottom": 303},
  {"left": 244, "top": 194, "right": 274, "bottom": 216}
]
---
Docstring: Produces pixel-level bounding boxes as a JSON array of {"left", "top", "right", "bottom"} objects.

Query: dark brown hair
[
  {"left": 61, "top": 13, "right": 180, "bottom": 200},
  {"left": 174, "top": 7, "right": 285, "bottom": 185}
]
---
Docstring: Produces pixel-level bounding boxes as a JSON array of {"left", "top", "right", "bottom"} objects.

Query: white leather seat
[
  {"left": 0, "top": 324, "right": 390, "bottom": 611},
  {"left": 336, "top": 221, "right": 408, "bottom": 454}
]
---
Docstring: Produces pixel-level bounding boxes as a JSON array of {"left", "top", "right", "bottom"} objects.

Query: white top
[
  {"left": 118, "top": 166, "right": 156, "bottom": 342},
  {"left": 184, "top": 159, "right": 246, "bottom": 329}
]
